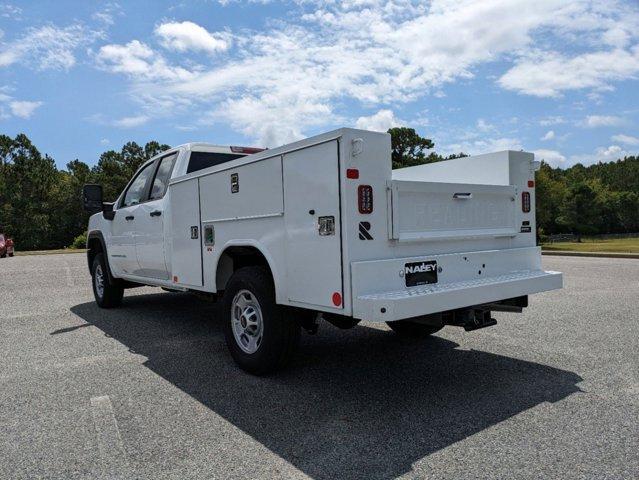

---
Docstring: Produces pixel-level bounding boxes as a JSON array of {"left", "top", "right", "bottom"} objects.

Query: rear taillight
[
  {"left": 522, "top": 191, "right": 531, "bottom": 213},
  {"left": 358, "top": 185, "right": 373, "bottom": 214}
]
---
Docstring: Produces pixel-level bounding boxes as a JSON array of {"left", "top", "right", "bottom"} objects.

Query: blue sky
[{"left": 1, "top": 0, "right": 638, "bottom": 169}]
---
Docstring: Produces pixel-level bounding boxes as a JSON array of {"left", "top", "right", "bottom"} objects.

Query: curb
[
  {"left": 542, "top": 250, "right": 639, "bottom": 259},
  {"left": 15, "top": 249, "right": 87, "bottom": 256}
]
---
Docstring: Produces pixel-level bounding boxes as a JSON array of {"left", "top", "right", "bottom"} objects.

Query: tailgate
[{"left": 388, "top": 180, "right": 518, "bottom": 242}]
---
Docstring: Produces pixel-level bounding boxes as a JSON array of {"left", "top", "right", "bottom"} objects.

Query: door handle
[
  {"left": 150, "top": 210, "right": 162, "bottom": 217},
  {"left": 453, "top": 193, "right": 473, "bottom": 199},
  {"left": 125, "top": 215, "right": 135, "bottom": 221}
]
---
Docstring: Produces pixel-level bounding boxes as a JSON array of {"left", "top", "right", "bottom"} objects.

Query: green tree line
[
  {"left": 0, "top": 130, "right": 637, "bottom": 250},
  {"left": 389, "top": 127, "right": 639, "bottom": 241},
  {"left": 0, "top": 133, "right": 169, "bottom": 250}
]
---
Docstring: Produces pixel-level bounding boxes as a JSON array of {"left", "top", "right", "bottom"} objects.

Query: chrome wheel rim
[
  {"left": 231, "top": 289, "right": 263, "bottom": 354},
  {"left": 94, "top": 264, "right": 105, "bottom": 299}
]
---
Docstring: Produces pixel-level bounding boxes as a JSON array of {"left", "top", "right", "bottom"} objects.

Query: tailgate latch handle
[{"left": 453, "top": 192, "right": 473, "bottom": 199}]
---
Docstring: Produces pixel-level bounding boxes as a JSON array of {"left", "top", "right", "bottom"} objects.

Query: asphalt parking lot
[{"left": 0, "top": 253, "right": 637, "bottom": 479}]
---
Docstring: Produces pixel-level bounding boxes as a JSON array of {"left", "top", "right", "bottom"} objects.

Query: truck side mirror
[
  {"left": 102, "top": 202, "right": 115, "bottom": 221},
  {"left": 82, "top": 184, "right": 103, "bottom": 213}
]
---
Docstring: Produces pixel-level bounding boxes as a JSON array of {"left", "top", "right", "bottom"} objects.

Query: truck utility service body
[{"left": 85, "top": 128, "right": 562, "bottom": 373}]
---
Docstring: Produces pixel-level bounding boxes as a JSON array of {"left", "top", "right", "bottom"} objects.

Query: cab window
[
  {"left": 150, "top": 153, "right": 177, "bottom": 200},
  {"left": 186, "top": 151, "right": 244, "bottom": 174},
  {"left": 122, "top": 162, "right": 155, "bottom": 207}
]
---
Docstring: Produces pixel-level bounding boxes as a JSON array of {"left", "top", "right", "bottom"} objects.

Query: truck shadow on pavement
[{"left": 70, "top": 292, "right": 582, "bottom": 480}]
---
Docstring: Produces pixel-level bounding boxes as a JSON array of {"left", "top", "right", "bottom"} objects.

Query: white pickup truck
[{"left": 83, "top": 128, "right": 562, "bottom": 374}]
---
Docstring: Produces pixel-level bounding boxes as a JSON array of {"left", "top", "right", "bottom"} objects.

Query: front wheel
[
  {"left": 92, "top": 253, "right": 124, "bottom": 308},
  {"left": 386, "top": 320, "right": 443, "bottom": 337},
  {"left": 222, "top": 266, "right": 300, "bottom": 375}
]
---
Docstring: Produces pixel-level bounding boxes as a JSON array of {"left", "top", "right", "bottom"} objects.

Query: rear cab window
[{"left": 186, "top": 152, "right": 245, "bottom": 174}]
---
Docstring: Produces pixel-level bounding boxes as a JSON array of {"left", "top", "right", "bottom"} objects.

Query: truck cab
[
  {"left": 84, "top": 129, "right": 561, "bottom": 375},
  {"left": 86, "top": 144, "right": 263, "bottom": 283}
]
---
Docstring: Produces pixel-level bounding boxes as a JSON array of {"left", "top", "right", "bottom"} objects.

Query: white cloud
[
  {"left": 581, "top": 115, "right": 626, "bottom": 128},
  {"left": 476, "top": 119, "right": 495, "bottom": 132},
  {"left": 113, "top": 115, "right": 149, "bottom": 128},
  {"left": 94, "top": 0, "right": 639, "bottom": 145},
  {"left": 96, "top": 40, "right": 193, "bottom": 81},
  {"left": 0, "top": 4, "right": 22, "bottom": 19},
  {"left": 0, "top": 90, "right": 42, "bottom": 120},
  {"left": 611, "top": 134, "right": 639, "bottom": 146},
  {"left": 155, "top": 21, "right": 229, "bottom": 54},
  {"left": 569, "top": 145, "right": 629, "bottom": 166},
  {"left": 214, "top": 94, "right": 336, "bottom": 147},
  {"left": 9, "top": 100, "right": 42, "bottom": 118},
  {"left": 100, "top": 138, "right": 110, "bottom": 145},
  {"left": 499, "top": 48, "right": 639, "bottom": 97},
  {"left": 541, "top": 130, "right": 555, "bottom": 141},
  {"left": 533, "top": 149, "right": 566, "bottom": 167},
  {"left": 0, "top": 48, "right": 18, "bottom": 67},
  {"left": 599, "top": 145, "right": 623, "bottom": 157},
  {"left": 355, "top": 109, "right": 402, "bottom": 132},
  {"left": 0, "top": 24, "right": 98, "bottom": 70},
  {"left": 92, "top": 3, "right": 123, "bottom": 26},
  {"left": 539, "top": 116, "right": 565, "bottom": 126},
  {"left": 445, "top": 137, "right": 523, "bottom": 156}
]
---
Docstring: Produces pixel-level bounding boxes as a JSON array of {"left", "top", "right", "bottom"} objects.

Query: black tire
[
  {"left": 386, "top": 319, "right": 443, "bottom": 337},
  {"left": 92, "top": 253, "right": 124, "bottom": 308},
  {"left": 222, "top": 266, "right": 300, "bottom": 375},
  {"left": 8, "top": 253, "right": 13, "bottom": 257}
]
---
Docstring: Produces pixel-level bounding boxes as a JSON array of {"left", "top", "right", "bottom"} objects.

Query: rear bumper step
[{"left": 355, "top": 269, "right": 562, "bottom": 322}]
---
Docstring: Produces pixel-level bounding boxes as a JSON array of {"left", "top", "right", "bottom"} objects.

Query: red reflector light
[
  {"left": 528, "top": 180, "right": 535, "bottom": 188},
  {"left": 522, "top": 191, "right": 531, "bottom": 213},
  {"left": 230, "top": 146, "right": 266, "bottom": 154},
  {"left": 358, "top": 185, "right": 373, "bottom": 214},
  {"left": 332, "top": 292, "right": 342, "bottom": 306},
  {"left": 346, "top": 168, "right": 359, "bottom": 179}
]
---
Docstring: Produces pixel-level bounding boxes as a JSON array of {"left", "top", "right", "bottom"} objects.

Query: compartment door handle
[{"left": 453, "top": 193, "right": 473, "bottom": 199}]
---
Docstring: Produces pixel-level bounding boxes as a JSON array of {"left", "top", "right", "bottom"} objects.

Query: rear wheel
[
  {"left": 386, "top": 319, "right": 443, "bottom": 337},
  {"left": 8, "top": 252, "right": 13, "bottom": 257},
  {"left": 92, "top": 253, "right": 124, "bottom": 308},
  {"left": 222, "top": 266, "right": 300, "bottom": 375}
]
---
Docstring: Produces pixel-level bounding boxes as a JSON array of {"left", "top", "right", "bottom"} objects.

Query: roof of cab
[{"left": 175, "top": 142, "right": 239, "bottom": 152}]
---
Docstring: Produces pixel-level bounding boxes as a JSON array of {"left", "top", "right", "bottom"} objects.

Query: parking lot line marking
[
  {"left": 90, "top": 395, "right": 130, "bottom": 478},
  {"left": 64, "top": 262, "right": 74, "bottom": 287}
]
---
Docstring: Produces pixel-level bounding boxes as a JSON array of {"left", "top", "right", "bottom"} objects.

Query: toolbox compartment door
[
  {"left": 169, "top": 179, "right": 203, "bottom": 287},
  {"left": 283, "top": 140, "right": 343, "bottom": 308}
]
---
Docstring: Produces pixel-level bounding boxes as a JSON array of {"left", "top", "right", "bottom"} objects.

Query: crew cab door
[
  {"left": 133, "top": 153, "right": 177, "bottom": 279},
  {"left": 109, "top": 161, "right": 156, "bottom": 276}
]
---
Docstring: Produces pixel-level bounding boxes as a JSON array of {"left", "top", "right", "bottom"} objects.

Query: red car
[{"left": 0, "top": 232, "right": 14, "bottom": 258}]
